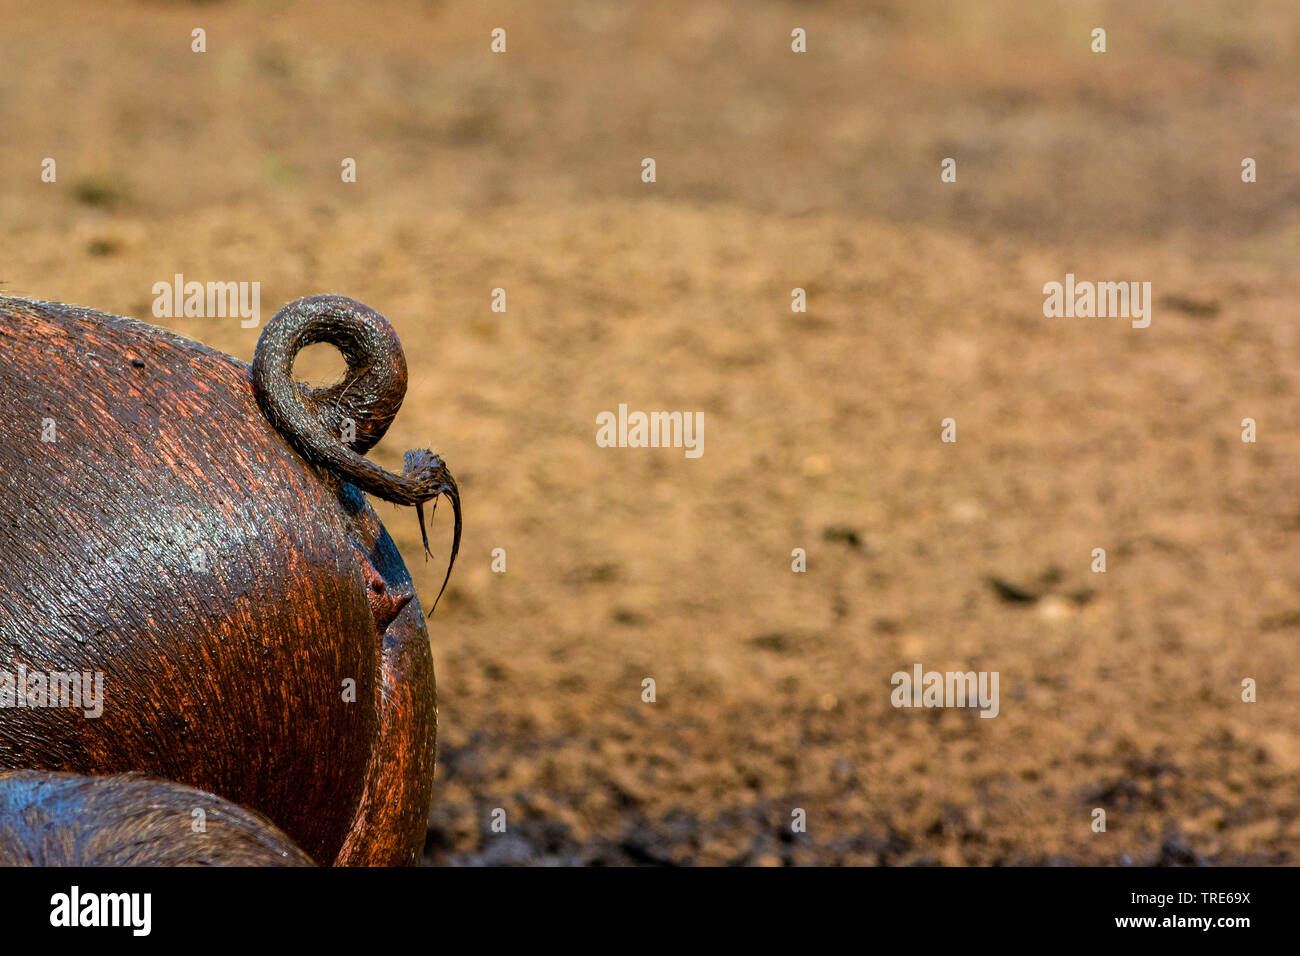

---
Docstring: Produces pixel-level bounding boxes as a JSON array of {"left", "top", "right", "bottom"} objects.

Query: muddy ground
[{"left": 2, "top": 0, "right": 1299, "bottom": 865}]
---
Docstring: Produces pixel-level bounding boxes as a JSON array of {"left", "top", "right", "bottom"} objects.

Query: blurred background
[{"left": 2, "top": 0, "right": 1299, "bottom": 864}]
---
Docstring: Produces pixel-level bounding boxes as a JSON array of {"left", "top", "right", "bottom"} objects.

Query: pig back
[{"left": 0, "top": 296, "right": 378, "bottom": 865}]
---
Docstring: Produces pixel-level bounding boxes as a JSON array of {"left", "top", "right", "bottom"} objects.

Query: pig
[
  {"left": 0, "top": 770, "right": 313, "bottom": 866},
  {"left": 0, "top": 294, "right": 459, "bottom": 865}
]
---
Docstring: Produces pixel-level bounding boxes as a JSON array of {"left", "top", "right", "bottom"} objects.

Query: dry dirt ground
[{"left": 2, "top": 0, "right": 1300, "bottom": 865}]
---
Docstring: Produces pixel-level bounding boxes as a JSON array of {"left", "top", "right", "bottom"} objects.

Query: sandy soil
[{"left": 2, "top": 0, "right": 1299, "bottom": 865}]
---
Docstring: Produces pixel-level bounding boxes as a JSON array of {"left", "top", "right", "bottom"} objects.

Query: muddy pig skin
[
  {"left": 0, "top": 770, "right": 313, "bottom": 866},
  {"left": 0, "top": 295, "right": 461, "bottom": 865}
]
